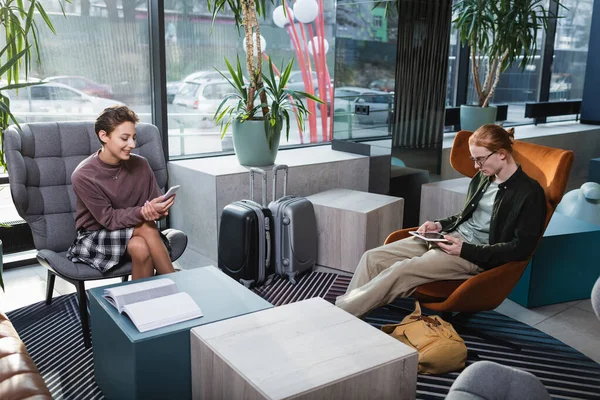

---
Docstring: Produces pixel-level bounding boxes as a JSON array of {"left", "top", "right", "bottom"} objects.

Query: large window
[
  {"left": 164, "top": 1, "right": 336, "bottom": 157},
  {"left": 1, "top": 0, "right": 152, "bottom": 252},
  {"left": 446, "top": 2, "right": 461, "bottom": 107},
  {"left": 16, "top": 0, "right": 152, "bottom": 123},
  {"left": 333, "top": 0, "right": 397, "bottom": 141},
  {"left": 550, "top": 0, "right": 593, "bottom": 101}
]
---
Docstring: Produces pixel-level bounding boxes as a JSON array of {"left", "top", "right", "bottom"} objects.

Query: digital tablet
[{"left": 409, "top": 231, "right": 451, "bottom": 243}]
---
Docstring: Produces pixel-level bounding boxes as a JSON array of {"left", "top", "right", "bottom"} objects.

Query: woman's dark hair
[
  {"left": 469, "top": 124, "right": 515, "bottom": 154},
  {"left": 95, "top": 105, "right": 139, "bottom": 145}
]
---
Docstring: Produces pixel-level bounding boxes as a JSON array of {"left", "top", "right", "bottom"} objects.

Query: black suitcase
[{"left": 218, "top": 168, "right": 273, "bottom": 288}]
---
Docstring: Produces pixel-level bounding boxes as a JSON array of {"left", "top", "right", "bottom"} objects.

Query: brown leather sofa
[{"left": 0, "top": 312, "right": 52, "bottom": 399}]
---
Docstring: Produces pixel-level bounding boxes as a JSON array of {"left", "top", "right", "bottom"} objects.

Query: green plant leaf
[
  {"left": 293, "top": 90, "right": 325, "bottom": 104},
  {"left": 0, "top": 96, "right": 21, "bottom": 129},
  {"left": 34, "top": 2, "right": 56, "bottom": 34},
  {"left": 0, "top": 47, "right": 29, "bottom": 77}
]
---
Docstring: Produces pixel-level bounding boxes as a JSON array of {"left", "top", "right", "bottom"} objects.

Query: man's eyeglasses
[{"left": 469, "top": 151, "right": 497, "bottom": 167}]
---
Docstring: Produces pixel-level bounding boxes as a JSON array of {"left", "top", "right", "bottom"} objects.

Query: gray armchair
[
  {"left": 447, "top": 361, "right": 550, "bottom": 400},
  {"left": 4, "top": 121, "right": 187, "bottom": 348}
]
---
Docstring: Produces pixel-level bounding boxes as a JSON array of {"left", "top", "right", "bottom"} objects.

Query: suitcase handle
[
  {"left": 265, "top": 230, "right": 271, "bottom": 267},
  {"left": 249, "top": 167, "right": 268, "bottom": 207},
  {"left": 272, "top": 164, "right": 288, "bottom": 200}
]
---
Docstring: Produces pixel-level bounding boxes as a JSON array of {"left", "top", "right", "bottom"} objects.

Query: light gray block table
[
  {"left": 168, "top": 146, "right": 370, "bottom": 262},
  {"left": 306, "top": 189, "right": 404, "bottom": 272},
  {"left": 191, "top": 297, "right": 418, "bottom": 400},
  {"left": 419, "top": 177, "right": 470, "bottom": 225},
  {"left": 89, "top": 266, "right": 272, "bottom": 400}
]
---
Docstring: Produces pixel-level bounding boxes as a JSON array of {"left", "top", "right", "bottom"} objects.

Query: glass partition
[
  {"left": 551, "top": 0, "right": 593, "bottom": 101},
  {"left": 334, "top": 0, "right": 397, "bottom": 142}
]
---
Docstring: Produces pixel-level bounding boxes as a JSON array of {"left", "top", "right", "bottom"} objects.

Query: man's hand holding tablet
[
  {"left": 411, "top": 220, "right": 452, "bottom": 245},
  {"left": 409, "top": 231, "right": 452, "bottom": 243}
]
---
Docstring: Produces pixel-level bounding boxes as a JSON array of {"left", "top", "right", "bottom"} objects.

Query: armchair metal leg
[
  {"left": 46, "top": 271, "right": 56, "bottom": 305},
  {"left": 121, "top": 275, "right": 129, "bottom": 282},
  {"left": 75, "top": 281, "right": 91, "bottom": 349}
]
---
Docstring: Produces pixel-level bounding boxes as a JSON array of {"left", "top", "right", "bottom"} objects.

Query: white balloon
[
  {"left": 293, "top": 0, "right": 318, "bottom": 24},
  {"left": 242, "top": 35, "right": 267, "bottom": 57},
  {"left": 308, "top": 37, "right": 329, "bottom": 55},
  {"left": 272, "top": 5, "right": 294, "bottom": 28}
]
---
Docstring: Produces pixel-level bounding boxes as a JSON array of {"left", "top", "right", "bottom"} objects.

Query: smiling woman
[{"left": 67, "top": 106, "right": 176, "bottom": 280}]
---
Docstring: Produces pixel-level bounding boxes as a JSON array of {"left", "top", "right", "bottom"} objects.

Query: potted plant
[
  {"left": 208, "top": 0, "right": 323, "bottom": 166},
  {"left": 453, "top": 0, "right": 561, "bottom": 131}
]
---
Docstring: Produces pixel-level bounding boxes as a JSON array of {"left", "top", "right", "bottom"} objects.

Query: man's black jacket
[{"left": 436, "top": 166, "right": 546, "bottom": 270}]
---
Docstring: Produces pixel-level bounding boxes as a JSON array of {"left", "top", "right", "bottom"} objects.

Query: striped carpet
[{"left": 7, "top": 270, "right": 600, "bottom": 399}]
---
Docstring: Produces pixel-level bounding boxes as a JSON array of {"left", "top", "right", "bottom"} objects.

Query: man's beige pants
[{"left": 335, "top": 236, "right": 481, "bottom": 317}]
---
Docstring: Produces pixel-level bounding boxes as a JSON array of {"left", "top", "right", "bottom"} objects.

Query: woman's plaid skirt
[{"left": 67, "top": 228, "right": 134, "bottom": 273}]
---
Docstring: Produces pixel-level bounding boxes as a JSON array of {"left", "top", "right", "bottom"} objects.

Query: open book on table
[{"left": 103, "top": 278, "right": 203, "bottom": 333}]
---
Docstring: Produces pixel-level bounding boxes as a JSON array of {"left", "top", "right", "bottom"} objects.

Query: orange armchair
[{"left": 385, "top": 130, "right": 574, "bottom": 313}]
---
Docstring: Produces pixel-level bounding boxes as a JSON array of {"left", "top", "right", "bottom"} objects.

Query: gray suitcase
[{"left": 269, "top": 164, "right": 317, "bottom": 283}]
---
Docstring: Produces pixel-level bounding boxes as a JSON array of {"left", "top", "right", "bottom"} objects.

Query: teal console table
[
  {"left": 89, "top": 266, "right": 272, "bottom": 399},
  {"left": 509, "top": 213, "right": 600, "bottom": 308}
]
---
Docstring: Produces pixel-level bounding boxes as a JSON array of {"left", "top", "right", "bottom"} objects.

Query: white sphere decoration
[
  {"left": 272, "top": 5, "right": 293, "bottom": 28},
  {"left": 308, "top": 37, "right": 329, "bottom": 55},
  {"left": 293, "top": 0, "right": 318, "bottom": 24},
  {"left": 242, "top": 35, "right": 267, "bottom": 57}
]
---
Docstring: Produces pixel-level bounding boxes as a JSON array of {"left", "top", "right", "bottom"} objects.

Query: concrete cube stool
[
  {"left": 191, "top": 297, "right": 418, "bottom": 400},
  {"left": 306, "top": 189, "right": 404, "bottom": 272}
]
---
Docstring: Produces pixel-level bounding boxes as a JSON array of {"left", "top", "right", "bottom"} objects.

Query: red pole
[
  {"left": 316, "top": 0, "right": 334, "bottom": 141},
  {"left": 308, "top": 24, "right": 328, "bottom": 142},
  {"left": 285, "top": 10, "right": 317, "bottom": 143},
  {"left": 298, "top": 23, "right": 318, "bottom": 142}
]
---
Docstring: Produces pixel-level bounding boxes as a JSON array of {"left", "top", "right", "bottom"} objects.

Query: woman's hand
[
  {"left": 149, "top": 194, "right": 176, "bottom": 217},
  {"left": 437, "top": 235, "right": 463, "bottom": 256},
  {"left": 141, "top": 201, "right": 161, "bottom": 221},
  {"left": 417, "top": 220, "right": 442, "bottom": 234}
]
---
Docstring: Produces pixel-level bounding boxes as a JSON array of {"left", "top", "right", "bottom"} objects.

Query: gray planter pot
[
  {"left": 232, "top": 119, "right": 282, "bottom": 166},
  {"left": 460, "top": 105, "right": 498, "bottom": 132}
]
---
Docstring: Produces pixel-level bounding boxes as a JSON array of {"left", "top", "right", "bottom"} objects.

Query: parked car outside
[
  {"left": 167, "top": 70, "right": 244, "bottom": 104},
  {"left": 5, "top": 82, "right": 124, "bottom": 123},
  {"left": 166, "top": 81, "right": 183, "bottom": 104},
  {"left": 330, "top": 86, "right": 393, "bottom": 125},
  {"left": 45, "top": 76, "right": 114, "bottom": 99},
  {"left": 172, "top": 79, "right": 238, "bottom": 129}
]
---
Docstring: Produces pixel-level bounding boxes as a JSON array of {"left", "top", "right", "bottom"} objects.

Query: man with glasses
[{"left": 336, "top": 124, "right": 546, "bottom": 317}]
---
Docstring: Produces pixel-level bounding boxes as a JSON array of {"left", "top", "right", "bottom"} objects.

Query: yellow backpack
[{"left": 381, "top": 301, "right": 467, "bottom": 375}]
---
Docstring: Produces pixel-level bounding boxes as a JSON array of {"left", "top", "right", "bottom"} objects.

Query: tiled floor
[{"left": 1, "top": 253, "right": 599, "bottom": 365}]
